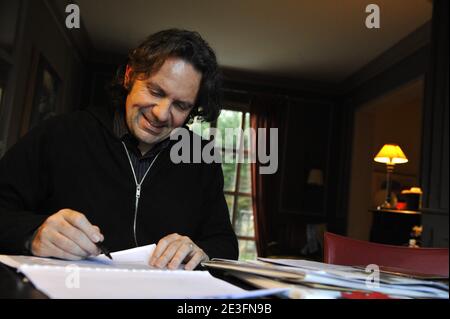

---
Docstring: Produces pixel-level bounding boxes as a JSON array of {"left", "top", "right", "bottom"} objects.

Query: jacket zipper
[{"left": 122, "top": 142, "right": 161, "bottom": 247}]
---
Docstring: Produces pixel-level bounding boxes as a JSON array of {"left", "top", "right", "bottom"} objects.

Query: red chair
[{"left": 324, "top": 232, "right": 449, "bottom": 276}]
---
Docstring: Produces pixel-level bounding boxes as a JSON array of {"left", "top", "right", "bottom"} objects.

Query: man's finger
[
  {"left": 62, "top": 210, "right": 103, "bottom": 243},
  {"left": 184, "top": 251, "right": 206, "bottom": 271},
  {"left": 45, "top": 236, "right": 85, "bottom": 260},
  {"left": 50, "top": 231, "right": 90, "bottom": 258},
  {"left": 150, "top": 234, "right": 179, "bottom": 265},
  {"left": 58, "top": 220, "right": 100, "bottom": 256},
  {"left": 150, "top": 239, "right": 169, "bottom": 266},
  {"left": 168, "top": 242, "right": 193, "bottom": 270},
  {"left": 153, "top": 240, "right": 183, "bottom": 269}
]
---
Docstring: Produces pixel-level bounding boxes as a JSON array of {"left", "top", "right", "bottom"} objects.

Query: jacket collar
[{"left": 85, "top": 105, "right": 178, "bottom": 154}]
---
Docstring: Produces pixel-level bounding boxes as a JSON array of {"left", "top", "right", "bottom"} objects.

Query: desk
[
  {"left": 1, "top": 260, "right": 447, "bottom": 299},
  {"left": 369, "top": 209, "right": 421, "bottom": 245},
  {"left": 0, "top": 263, "right": 47, "bottom": 298}
]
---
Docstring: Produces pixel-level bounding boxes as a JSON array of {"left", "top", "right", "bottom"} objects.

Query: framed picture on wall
[{"left": 21, "top": 50, "right": 61, "bottom": 135}]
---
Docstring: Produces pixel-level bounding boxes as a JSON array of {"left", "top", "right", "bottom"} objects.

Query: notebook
[{"left": 0, "top": 245, "right": 283, "bottom": 299}]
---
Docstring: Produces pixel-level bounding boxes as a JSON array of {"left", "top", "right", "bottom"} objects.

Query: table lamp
[
  {"left": 374, "top": 144, "right": 408, "bottom": 209},
  {"left": 307, "top": 169, "right": 324, "bottom": 186}
]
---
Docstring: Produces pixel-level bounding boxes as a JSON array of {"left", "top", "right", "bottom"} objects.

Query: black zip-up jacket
[{"left": 0, "top": 106, "right": 238, "bottom": 260}]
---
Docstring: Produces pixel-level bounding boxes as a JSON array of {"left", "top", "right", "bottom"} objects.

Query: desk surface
[
  {"left": 0, "top": 263, "right": 48, "bottom": 298},
  {"left": 369, "top": 208, "right": 421, "bottom": 215},
  {"left": 2, "top": 261, "right": 447, "bottom": 299}
]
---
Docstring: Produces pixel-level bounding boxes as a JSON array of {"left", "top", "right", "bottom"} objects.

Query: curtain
[
  {"left": 250, "top": 94, "right": 287, "bottom": 257},
  {"left": 420, "top": 0, "right": 449, "bottom": 246}
]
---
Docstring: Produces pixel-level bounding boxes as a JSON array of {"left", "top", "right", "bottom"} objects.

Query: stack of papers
[
  {"left": 202, "top": 258, "right": 449, "bottom": 299},
  {"left": 0, "top": 245, "right": 286, "bottom": 299}
]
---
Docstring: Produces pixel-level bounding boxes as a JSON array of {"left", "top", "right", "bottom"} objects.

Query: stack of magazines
[{"left": 201, "top": 258, "right": 449, "bottom": 299}]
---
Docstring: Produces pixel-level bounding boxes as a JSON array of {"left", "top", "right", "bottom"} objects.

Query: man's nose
[{"left": 152, "top": 98, "right": 171, "bottom": 123}]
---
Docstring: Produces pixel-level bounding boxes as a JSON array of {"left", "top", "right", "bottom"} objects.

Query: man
[{"left": 0, "top": 29, "right": 238, "bottom": 270}]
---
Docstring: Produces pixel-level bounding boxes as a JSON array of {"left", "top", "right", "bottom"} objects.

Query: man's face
[{"left": 124, "top": 57, "right": 202, "bottom": 150}]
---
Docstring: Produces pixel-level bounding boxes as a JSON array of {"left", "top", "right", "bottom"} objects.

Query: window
[{"left": 191, "top": 109, "right": 257, "bottom": 260}]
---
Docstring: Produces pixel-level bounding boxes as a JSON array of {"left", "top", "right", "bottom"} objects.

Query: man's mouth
[{"left": 142, "top": 114, "right": 166, "bottom": 135}]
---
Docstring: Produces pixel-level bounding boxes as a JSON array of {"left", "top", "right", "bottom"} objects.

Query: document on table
[
  {"left": 0, "top": 245, "right": 286, "bottom": 299},
  {"left": 0, "top": 244, "right": 158, "bottom": 270},
  {"left": 230, "top": 272, "right": 341, "bottom": 299},
  {"left": 202, "top": 258, "right": 449, "bottom": 299},
  {"left": 258, "top": 257, "right": 450, "bottom": 285}
]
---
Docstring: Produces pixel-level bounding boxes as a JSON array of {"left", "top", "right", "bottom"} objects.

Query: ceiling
[{"left": 75, "top": 0, "right": 432, "bottom": 84}]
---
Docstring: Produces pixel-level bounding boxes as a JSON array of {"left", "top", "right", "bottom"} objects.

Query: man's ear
[{"left": 124, "top": 65, "right": 132, "bottom": 90}]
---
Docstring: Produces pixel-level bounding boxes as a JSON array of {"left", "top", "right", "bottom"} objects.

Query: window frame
[{"left": 212, "top": 104, "right": 257, "bottom": 255}]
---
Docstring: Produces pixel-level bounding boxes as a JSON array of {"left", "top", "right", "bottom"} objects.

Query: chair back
[{"left": 324, "top": 232, "right": 449, "bottom": 276}]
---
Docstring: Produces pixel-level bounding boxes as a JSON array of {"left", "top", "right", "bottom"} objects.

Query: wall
[
  {"left": 347, "top": 110, "right": 375, "bottom": 241},
  {"left": 340, "top": 16, "right": 430, "bottom": 241},
  {"left": 347, "top": 79, "right": 424, "bottom": 241},
  {"left": 371, "top": 82, "right": 423, "bottom": 177},
  {"left": 0, "top": 0, "right": 88, "bottom": 153}
]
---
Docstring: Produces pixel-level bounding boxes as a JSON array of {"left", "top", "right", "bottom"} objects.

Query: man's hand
[
  {"left": 149, "top": 233, "right": 209, "bottom": 270},
  {"left": 31, "top": 209, "right": 104, "bottom": 260}
]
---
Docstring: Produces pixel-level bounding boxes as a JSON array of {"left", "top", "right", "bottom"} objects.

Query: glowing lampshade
[{"left": 374, "top": 144, "right": 408, "bottom": 165}]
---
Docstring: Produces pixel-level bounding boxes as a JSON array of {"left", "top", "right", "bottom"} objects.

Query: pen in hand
[{"left": 96, "top": 241, "right": 113, "bottom": 260}]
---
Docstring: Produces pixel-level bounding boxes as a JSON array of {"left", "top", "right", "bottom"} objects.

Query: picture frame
[
  {"left": 371, "top": 170, "right": 418, "bottom": 208},
  {"left": 21, "top": 49, "right": 61, "bottom": 135}
]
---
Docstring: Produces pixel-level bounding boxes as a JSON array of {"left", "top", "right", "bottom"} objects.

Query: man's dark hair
[{"left": 110, "top": 28, "right": 222, "bottom": 123}]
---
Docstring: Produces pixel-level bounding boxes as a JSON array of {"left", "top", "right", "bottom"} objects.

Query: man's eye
[
  {"left": 151, "top": 90, "right": 163, "bottom": 97},
  {"left": 175, "top": 103, "right": 190, "bottom": 111}
]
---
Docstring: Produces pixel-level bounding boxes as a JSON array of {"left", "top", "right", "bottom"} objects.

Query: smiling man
[
  {"left": 0, "top": 29, "right": 238, "bottom": 270},
  {"left": 124, "top": 58, "right": 200, "bottom": 154}
]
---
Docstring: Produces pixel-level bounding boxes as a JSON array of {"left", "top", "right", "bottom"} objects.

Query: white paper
[
  {"left": 18, "top": 265, "right": 246, "bottom": 299},
  {"left": 0, "top": 245, "right": 282, "bottom": 299},
  {"left": 93, "top": 244, "right": 156, "bottom": 264},
  {"left": 0, "top": 244, "right": 158, "bottom": 271}
]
